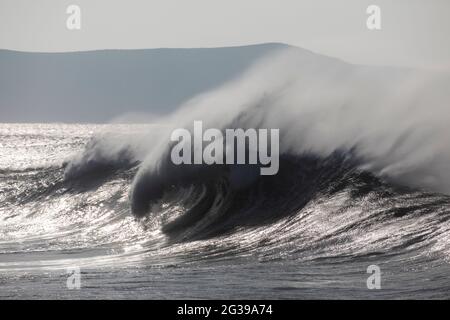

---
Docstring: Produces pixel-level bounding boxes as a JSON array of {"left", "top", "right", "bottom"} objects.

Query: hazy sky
[{"left": 0, "top": 0, "right": 449, "bottom": 68}]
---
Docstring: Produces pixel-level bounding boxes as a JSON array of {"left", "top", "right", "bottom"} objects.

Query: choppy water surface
[{"left": 1, "top": 124, "right": 450, "bottom": 299}]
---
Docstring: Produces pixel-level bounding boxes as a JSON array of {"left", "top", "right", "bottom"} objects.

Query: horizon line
[{"left": 0, "top": 42, "right": 292, "bottom": 54}]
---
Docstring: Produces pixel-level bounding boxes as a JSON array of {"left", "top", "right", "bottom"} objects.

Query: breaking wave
[
  {"left": 65, "top": 46, "right": 450, "bottom": 213},
  {"left": 52, "top": 47, "right": 450, "bottom": 264}
]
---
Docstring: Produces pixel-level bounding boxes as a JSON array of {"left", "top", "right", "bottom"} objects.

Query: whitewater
[{"left": 1, "top": 47, "right": 450, "bottom": 299}]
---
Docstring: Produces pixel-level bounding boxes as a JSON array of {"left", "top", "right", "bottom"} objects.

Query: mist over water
[{"left": 69, "top": 47, "right": 450, "bottom": 197}]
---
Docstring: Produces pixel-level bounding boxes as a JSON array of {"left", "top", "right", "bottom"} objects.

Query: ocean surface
[{"left": 1, "top": 123, "right": 450, "bottom": 299}]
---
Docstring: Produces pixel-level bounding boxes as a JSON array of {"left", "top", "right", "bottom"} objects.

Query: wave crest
[{"left": 64, "top": 47, "right": 450, "bottom": 221}]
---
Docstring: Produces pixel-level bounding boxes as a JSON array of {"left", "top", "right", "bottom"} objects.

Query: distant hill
[{"left": 0, "top": 43, "right": 295, "bottom": 123}]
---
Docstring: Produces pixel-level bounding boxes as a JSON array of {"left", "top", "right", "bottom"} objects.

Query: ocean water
[{"left": 1, "top": 123, "right": 450, "bottom": 299}]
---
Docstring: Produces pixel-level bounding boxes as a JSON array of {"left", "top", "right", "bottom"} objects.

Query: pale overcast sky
[{"left": 0, "top": 0, "right": 449, "bottom": 68}]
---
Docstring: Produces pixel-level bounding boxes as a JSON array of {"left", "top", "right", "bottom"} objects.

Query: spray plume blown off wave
[{"left": 66, "top": 47, "right": 450, "bottom": 214}]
